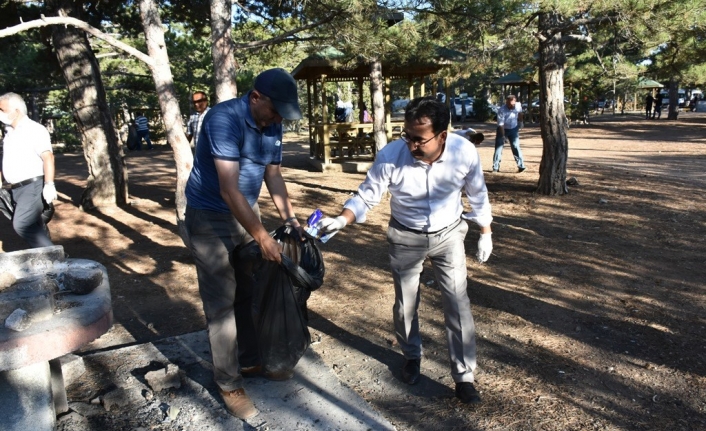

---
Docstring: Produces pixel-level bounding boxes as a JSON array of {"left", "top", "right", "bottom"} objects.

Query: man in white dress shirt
[
  {"left": 0, "top": 92, "right": 57, "bottom": 248},
  {"left": 314, "top": 96, "right": 493, "bottom": 404}
]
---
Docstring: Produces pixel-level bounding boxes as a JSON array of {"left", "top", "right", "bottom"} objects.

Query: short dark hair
[
  {"left": 404, "top": 97, "right": 450, "bottom": 134},
  {"left": 470, "top": 132, "right": 484, "bottom": 143},
  {"left": 193, "top": 91, "right": 208, "bottom": 100}
]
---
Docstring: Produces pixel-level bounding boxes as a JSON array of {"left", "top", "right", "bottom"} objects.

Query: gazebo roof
[
  {"left": 637, "top": 77, "right": 664, "bottom": 89},
  {"left": 492, "top": 69, "right": 537, "bottom": 85},
  {"left": 291, "top": 46, "right": 465, "bottom": 81}
]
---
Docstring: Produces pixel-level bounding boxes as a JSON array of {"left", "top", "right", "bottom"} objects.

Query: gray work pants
[
  {"left": 10, "top": 180, "right": 53, "bottom": 248},
  {"left": 387, "top": 217, "right": 477, "bottom": 383},
  {"left": 185, "top": 204, "right": 261, "bottom": 392}
]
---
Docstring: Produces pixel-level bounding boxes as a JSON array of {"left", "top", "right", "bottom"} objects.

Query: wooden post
[
  {"left": 321, "top": 75, "right": 331, "bottom": 164},
  {"left": 307, "top": 79, "right": 313, "bottom": 157},
  {"left": 445, "top": 77, "right": 452, "bottom": 126},
  {"left": 313, "top": 79, "right": 321, "bottom": 159},
  {"left": 357, "top": 78, "right": 365, "bottom": 123},
  {"left": 385, "top": 76, "right": 392, "bottom": 140}
]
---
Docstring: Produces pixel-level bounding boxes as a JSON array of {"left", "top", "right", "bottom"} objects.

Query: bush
[
  {"left": 473, "top": 99, "right": 496, "bottom": 122},
  {"left": 52, "top": 116, "right": 82, "bottom": 152}
]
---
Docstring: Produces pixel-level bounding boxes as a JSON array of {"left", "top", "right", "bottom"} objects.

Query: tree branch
[
  {"left": 233, "top": 17, "right": 332, "bottom": 50},
  {"left": 562, "top": 34, "right": 592, "bottom": 43},
  {"left": 0, "top": 15, "right": 154, "bottom": 67}
]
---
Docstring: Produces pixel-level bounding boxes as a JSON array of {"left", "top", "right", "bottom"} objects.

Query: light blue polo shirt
[{"left": 185, "top": 92, "right": 283, "bottom": 213}]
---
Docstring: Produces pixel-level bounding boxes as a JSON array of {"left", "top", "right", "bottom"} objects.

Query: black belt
[
  {"left": 10, "top": 176, "right": 44, "bottom": 189},
  {"left": 392, "top": 218, "right": 460, "bottom": 235}
]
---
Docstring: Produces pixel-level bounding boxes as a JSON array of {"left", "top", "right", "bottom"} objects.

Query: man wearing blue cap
[{"left": 184, "top": 68, "right": 303, "bottom": 420}]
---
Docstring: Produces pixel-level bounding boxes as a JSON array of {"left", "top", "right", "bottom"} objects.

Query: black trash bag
[
  {"left": 233, "top": 225, "right": 325, "bottom": 376},
  {"left": 0, "top": 188, "right": 13, "bottom": 221},
  {"left": 0, "top": 187, "right": 54, "bottom": 224},
  {"left": 126, "top": 124, "right": 139, "bottom": 150}
]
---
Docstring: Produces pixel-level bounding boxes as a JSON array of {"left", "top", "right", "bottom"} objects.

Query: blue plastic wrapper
[{"left": 304, "top": 209, "right": 339, "bottom": 243}]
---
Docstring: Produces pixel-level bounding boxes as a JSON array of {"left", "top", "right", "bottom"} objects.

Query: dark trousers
[
  {"left": 8, "top": 181, "right": 53, "bottom": 248},
  {"left": 136, "top": 130, "right": 152, "bottom": 150},
  {"left": 185, "top": 204, "right": 260, "bottom": 391}
]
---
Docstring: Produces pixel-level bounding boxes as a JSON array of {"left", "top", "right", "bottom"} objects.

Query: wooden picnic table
[{"left": 312, "top": 121, "right": 404, "bottom": 164}]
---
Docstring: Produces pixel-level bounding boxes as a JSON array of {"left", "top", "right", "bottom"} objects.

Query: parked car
[
  {"left": 391, "top": 99, "right": 410, "bottom": 113},
  {"left": 451, "top": 97, "right": 474, "bottom": 121},
  {"left": 527, "top": 98, "right": 575, "bottom": 109}
]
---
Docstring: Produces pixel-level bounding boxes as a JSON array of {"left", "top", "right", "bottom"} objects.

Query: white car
[
  {"left": 451, "top": 98, "right": 474, "bottom": 121},
  {"left": 391, "top": 99, "right": 410, "bottom": 112}
]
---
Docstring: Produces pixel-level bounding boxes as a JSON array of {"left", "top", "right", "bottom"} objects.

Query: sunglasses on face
[{"left": 192, "top": 98, "right": 207, "bottom": 105}]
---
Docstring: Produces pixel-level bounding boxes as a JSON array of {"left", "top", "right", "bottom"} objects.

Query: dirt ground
[{"left": 2, "top": 111, "right": 705, "bottom": 431}]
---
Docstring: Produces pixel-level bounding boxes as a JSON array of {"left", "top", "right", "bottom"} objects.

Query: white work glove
[
  {"left": 476, "top": 232, "right": 493, "bottom": 263},
  {"left": 314, "top": 216, "right": 347, "bottom": 235},
  {"left": 42, "top": 182, "right": 57, "bottom": 203},
  {"left": 518, "top": 121, "right": 524, "bottom": 130}
]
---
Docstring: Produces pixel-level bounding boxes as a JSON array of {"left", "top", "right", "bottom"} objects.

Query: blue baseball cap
[{"left": 254, "top": 68, "right": 302, "bottom": 120}]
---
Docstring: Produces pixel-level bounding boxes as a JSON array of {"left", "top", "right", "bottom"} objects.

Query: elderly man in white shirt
[
  {"left": 493, "top": 94, "right": 526, "bottom": 173},
  {"left": 0, "top": 92, "right": 57, "bottom": 248},
  {"left": 314, "top": 96, "right": 492, "bottom": 405}
]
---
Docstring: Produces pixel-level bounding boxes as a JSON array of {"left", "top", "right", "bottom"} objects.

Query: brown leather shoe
[
  {"left": 240, "top": 365, "right": 263, "bottom": 378},
  {"left": 263, "top": 369, "right": 294, "bottom": 381},
  {"left": 218, "top": 387, "right": 259, "bottom": 420},
  {"left": 241, "top": 365, "right": 294, "bottom": 381}
]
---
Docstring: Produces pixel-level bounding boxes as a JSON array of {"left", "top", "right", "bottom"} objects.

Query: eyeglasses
[
  {"left": 400, "top": 131, "right": 442, "bottom": 146},
  {"left": 192, "top": 98, "right": 207, "bottom": 105}
]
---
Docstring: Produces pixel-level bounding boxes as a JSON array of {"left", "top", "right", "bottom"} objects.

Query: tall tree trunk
[
  {"left": 139, "top": 0, "right": 193, "bottom": 245},
  {"left": 48, "top": 0, "right": 128, "bottom": 210},
  {"left": 369, "top": 59, "right": 387, "bottom": 153},
  {"left": 536, "top": 11, "right": 569, "bottom": 195},
  {"left": 211, "top": 0, "right": 238, "bottom": 102}
]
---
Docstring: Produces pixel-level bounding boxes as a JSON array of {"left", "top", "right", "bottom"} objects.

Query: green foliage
[
  {"left": 52, "top": 115, "right": 82, "bottom": 150},
  {"left": 472, "top": 98, "right": 496, "bottom": 122},
  {"left": 0, "top": 34, "right": 60, "bottom": 94}
]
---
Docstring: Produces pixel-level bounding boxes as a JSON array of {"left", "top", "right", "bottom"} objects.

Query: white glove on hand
[
  {"left": 518, "top": 121, "right": 524, "bottom": 130},
  {"left": 315, "top": 216, "right": 347, "bottom": 235},
  {"left": 476, "top": 232, "right": 493, "bottom": 263},
  {"left": 42, "top": 183, "right": 57, "bottom": 203}
]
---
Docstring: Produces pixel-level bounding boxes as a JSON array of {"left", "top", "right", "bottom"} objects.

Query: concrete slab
[
  {"left": 75, "top": 330, "right": 396, "bottom": 430},
  {"left": 307, "top": 159, "right": 374, "bottom": 173}
]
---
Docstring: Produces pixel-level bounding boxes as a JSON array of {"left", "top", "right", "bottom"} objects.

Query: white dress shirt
[
  {"left": 2, "top": 116, "right": 52, "bottom": 184},
  {"left": 497, "top": 103, "right": 522, "bottom": 130},
  {"left": 344, "top": 133, "right": 492, "bottom": 231}
]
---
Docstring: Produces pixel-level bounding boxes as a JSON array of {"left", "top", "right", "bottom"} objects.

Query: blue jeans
[
  {"left": 493, "top": 126, "right": 525, "bottom": 171},
  {"left": 136, "top": 130, "right": 152, "bottom": 150}
]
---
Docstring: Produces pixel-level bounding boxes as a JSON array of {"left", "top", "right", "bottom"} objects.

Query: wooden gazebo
[
  {"left": 492, "top": 69, "right": 538, "bottom": 121},
  {"left": 291, "top": 47, "right": 464, "bottom": 171}
]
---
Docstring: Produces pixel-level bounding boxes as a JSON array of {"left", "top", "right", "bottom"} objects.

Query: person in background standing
[
  {"left": 0, "top": 92, "right": 57, "bottom": 248},
  {"left": 645, "top": 93, "right": 654, "bottom": 119},
  {"left": 493, "top": 94, "right": 526, "bottom": 173},
  {"left": 134, "top": 111, "right": 153, "bottom": 150},
  {"left": 186, "top": 91, "right": 210, "bottom": 150},
  {"left": 653, "top": 93, "right": 663, "bottom": 119}
]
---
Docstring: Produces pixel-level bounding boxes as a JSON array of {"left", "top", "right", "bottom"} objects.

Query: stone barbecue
[{"left": 0, "top": 246, "right": 112, "bottom": 431}]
